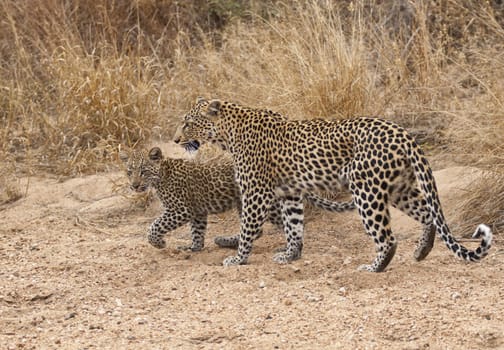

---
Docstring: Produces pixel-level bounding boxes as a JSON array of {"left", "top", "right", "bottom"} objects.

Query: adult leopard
[
  {"left": 173, "top": 97, "right": 492, "bottom": 272},
  {"left": 120, "top": 147, "right": 355, "bottom": 251}
]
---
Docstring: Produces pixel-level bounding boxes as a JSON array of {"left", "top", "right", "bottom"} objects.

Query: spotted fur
[
  {"left": 173, "top": 97, "right": 492, "bottom": 272},
  {"left": 120, "top": 147, "right": 355, "bottom": 251}
]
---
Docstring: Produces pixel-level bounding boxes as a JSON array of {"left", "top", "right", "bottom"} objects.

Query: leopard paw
[{"left": 223, "top": 255, "right": 246, "bottom": 266}]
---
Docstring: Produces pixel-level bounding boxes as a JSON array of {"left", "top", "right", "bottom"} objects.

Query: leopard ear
[
  {"left": 196, "top": 96, "right": 207, "bottom": 104},
  {"left": 118, "top": 150, "right": 129, "bottom": 163},
  {"left": 207, "top": 99, "right": 222, "bottom": 117},
  {"left": 148, "top": 147, "right": 163, "bottom": 161}
]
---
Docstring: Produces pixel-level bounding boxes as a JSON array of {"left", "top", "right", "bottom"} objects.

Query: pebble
[
  {"left": 306, "top": 295, "right": 322, "bottom": 302},
  {"left": 64, "top": 312, "right": 77, "bottom": 320},
  {"left": 135, "top": 317, "right": 147, "bottom": 325}
]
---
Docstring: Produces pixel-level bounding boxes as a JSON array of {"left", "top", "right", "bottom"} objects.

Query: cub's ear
[
  {"left": 196, "top": 96, "right": 207, "bottom": 104},
  {"left": 118, "top": 150, "right": 129, "bottom": 163},
  {"left": 148, "top": 147, "right": 163, "bottom": 161},
  {"left": 207, "top": 99, "right": 222, "bottom": 117}
]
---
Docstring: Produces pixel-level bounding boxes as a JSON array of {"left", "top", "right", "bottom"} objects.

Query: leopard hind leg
[
  {"left": 350, "top": 178, "right": 397, "bottom": 272},
  {"left": 390, "top": 174, "right": 435, "bottom": 261},
  {"left": 177, "top": 215, "right": 207, "bottom": 251}
]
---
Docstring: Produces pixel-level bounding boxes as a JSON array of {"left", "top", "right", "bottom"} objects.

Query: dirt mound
[{"left": 1, "top": 163, "right": 502, "bottom": 349}]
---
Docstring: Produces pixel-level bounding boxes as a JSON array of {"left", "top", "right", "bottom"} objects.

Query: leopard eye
[
  {"left": 140, "top": 168, "right": 152, "bottom": 177},
  {"left": 126, "top": 170, "right": 132, "bottom": 176}
]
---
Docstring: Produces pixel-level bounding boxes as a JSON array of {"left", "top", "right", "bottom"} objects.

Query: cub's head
[
  {"left": 119, "top": 147, "right": 164, "bottom": 192},
  {"left": 173, "top": 97, "right": 225, "bottom": 152}
]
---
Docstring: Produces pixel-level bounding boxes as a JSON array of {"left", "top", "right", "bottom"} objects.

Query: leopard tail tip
[{"left": 472, "top": 224, "right": 492, "bottom": 248}]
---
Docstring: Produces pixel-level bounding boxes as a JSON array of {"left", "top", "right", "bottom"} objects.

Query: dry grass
[
  {"left": 0, "top": 0, "right": 503, "bottom": 230},
  {"left": 0, "top": 155, "right": 25, "bottom": 206},
  {"left": 0, "top": 178, "right": 23, "bottom": 206},
  {"left": 454, "top": 169, "right": 504, "bottom": 235}
]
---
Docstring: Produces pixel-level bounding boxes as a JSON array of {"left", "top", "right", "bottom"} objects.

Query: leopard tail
[
  {"left": 405, "top": 137, "right": 492, "bottom": 262},
  {"left": 303, "top": 193, "right": 355, "bottom": 212}
]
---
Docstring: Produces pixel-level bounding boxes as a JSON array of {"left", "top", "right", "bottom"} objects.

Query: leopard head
[
  {"left": 173, "top": 97, "right": 226, "bottom": 152},
  {"left": 119, "top": 147, "right": 163, "bottom": 192}
]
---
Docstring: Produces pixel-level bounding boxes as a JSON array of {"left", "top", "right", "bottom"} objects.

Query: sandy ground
[{"left": 1, "top": 146, "right": 503, "bottom": 350}]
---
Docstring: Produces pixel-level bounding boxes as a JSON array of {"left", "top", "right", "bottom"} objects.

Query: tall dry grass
[
  {"left": 0, "top": 0, "right": 253, "bottom": 177},
  {"left": 0, "top": 0, "right": 503, "bottom": 231}
]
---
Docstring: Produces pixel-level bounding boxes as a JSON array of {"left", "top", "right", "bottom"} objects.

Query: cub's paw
[{"left": 177, "top": 244, "right": 203, "bottom": 252}]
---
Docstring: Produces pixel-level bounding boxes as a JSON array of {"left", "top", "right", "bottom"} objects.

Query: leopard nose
[{"left": 174, "top": 137, "right": 180, "bottom": 144}]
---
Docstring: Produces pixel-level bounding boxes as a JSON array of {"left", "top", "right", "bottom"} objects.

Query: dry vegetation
[{"left": 0, "top": 0, "right": 503, "bottom": 230}]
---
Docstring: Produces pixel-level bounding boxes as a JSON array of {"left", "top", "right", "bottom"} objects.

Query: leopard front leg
[
  {"left": 222, "top": 192, "right": 271, "bottom": 266},
  {"left": 223, "top": 224, "right": 266, "bottom": 267},
  {"left": 217, "top": 198, "right": 284, "bottom": 251},
  {"left": 147, "top": 209, "right": 190, "bottom": 249},
  {"left": 177, "top": 215, "right": 207, "bottom": 251},
  {"left": 273, "top": 196, "right": 304, "bottom": 264}
]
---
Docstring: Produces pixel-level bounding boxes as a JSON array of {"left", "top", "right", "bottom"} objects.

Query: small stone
[
  {"left": 306, "top": 295, "right": 321, "bottom": 302},
  {"left": 135, "top": 317, "right": 147, "bottom": 325},
  {"left": 259, "top": 281, "right": 266, "bottom": 289},
  {"left": 451, "top": 292, "right": 461, "bottom": 300},
  {"left": 64, "top": 312, "right": 77, "bottom": 320},
  {"left": 291, "top": 265, "right": 300, "bottom": 273},
  {"left": 338, "top": 287, "right": 347, "bottom": 296}
]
